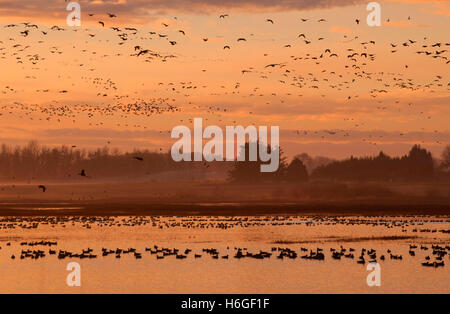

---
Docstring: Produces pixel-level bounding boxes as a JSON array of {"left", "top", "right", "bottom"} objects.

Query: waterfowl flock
[
  {"left": 0, "top": 215, "right": 449, "bottom": 232},
  {"left": 0, "top": 215, "right": 448, "bottom": 269},
  {"left": 3, "top": 240, "right": 448, "bottom": 269}
]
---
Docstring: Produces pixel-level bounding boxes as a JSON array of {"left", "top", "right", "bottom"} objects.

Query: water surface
[{"left": 0, "top": 215, "right": 448, "bottom": 293}]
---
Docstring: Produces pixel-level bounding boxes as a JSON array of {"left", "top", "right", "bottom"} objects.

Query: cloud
[
  {"left": 0, "top": 0, "right": 368, "bottom": 22},
  {"left": 383, "top": 20, "right": 430, "bottom": 28},
  {"left": 1, "top": 127, "right": 447, "bottom": 159},
  {"left": 329, "top": 25, "right": 354, "bottom": 34},
  {"left": 430, "top": 2, "right": 450, "bottom": 17}
]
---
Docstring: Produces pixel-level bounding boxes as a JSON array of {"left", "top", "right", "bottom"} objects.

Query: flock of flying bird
[{"left": 0, "top": 10, "right": 448, "bottom": 150}]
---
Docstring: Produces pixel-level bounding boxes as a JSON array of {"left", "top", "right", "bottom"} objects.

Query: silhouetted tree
[
  {"left": 296, "top": 153, "right": 333, "bottom": 174},
  {"left": 405, "top": 145, "right": 434, "bottom": 180},
  {"left": 228, "top": 142, "right": 287, "bottom": 183},
  {"left": 285, "top": 158, "right": 308, "bottom": 182},
  {"left": 441, "top": 144, "right": 450, "bottom": 171}
]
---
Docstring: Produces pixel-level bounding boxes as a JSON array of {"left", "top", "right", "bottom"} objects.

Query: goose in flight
[
  {"left": 99, "top": 21, "right": 105, "bottom": 27},
  {"left": 266, "top": 19, "right": 274, "bottom": 24},
  {"left": 137, "top": 49, "right": 150, "bottom": 56},
  {"left": 219, "top": 14, "right": 229, "bottom": 19},
  {"left": 38, "top": 185, "right": 46, "bottom": 193},
  {"left": 237, "top": 38, "right": 246, "bottom": 42},
  {"left": 108, "top": 13, "right": 116, "bottom": 18},
  {"left": 133, "top": 156, "right": 144, "bottom": 161}
]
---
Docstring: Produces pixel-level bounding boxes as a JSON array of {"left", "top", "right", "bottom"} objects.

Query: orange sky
[{"left": 0, "top": 0, "right": 449, "bottom": 158}]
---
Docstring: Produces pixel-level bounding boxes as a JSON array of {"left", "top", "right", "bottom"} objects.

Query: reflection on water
[
  {"left": 12, "top": 207, "right": 85, "bottom": 211},
  {"left": 0, "top": 215, "right": 448, "bottom": 293}
]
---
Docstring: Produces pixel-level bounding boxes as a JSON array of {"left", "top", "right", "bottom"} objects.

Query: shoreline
[{"left": 0, "top": 200, "right": 449, "bottom": 216}]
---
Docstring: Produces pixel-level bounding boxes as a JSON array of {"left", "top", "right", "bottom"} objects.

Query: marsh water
[{"left": 0, "top": 214, "right": 448, "bottom": 293}]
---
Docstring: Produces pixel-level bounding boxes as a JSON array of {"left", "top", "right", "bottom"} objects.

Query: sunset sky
[{"left": 0, "top": 0, "right": 448, "bottom": 159}]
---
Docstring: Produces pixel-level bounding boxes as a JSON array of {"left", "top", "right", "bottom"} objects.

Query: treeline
[
  {"left": 312, "top": 145, "right": 435, "bottom": 181},
  {"left": 229, "top": 144, "right": 447, "bottom": 183},
  {"left": 0, "top": 141, "right": 190, "bottom": 181},
  {"left": 0, "top": 141, "right": 447, "bottom": 183},
  {"left": 228, "top": 144, "right": 308, "bottom": 183}
]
